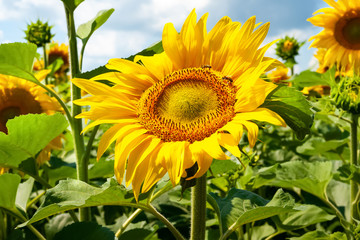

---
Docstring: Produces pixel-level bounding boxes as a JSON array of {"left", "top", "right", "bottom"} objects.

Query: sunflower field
[{"left": 1, "top": 0, "right": 360, "bottom": 239}]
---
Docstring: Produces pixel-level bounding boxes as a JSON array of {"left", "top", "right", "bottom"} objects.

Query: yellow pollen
[
  {"left": 335, "top": 10, "right": 360, "bottom": 50},
  {"left": 138, "top": 67, "right": 236, "bottom": 143}
]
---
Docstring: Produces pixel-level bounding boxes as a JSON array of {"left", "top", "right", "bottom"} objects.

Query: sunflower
[
  {"left": 0, "top": 72, "right": 63, "bottom": 172},
  {"left": 267, "top": 67, "right": 291, "bottom": 84},
  {"left": 47, "top": 42, "right": 70, "bottom": 77},
  {"left": 308, "top": 0, "right": 360, "bottom": 73},
  {"left": 73, "top": 10, "right": 286, "bottom": 199}
]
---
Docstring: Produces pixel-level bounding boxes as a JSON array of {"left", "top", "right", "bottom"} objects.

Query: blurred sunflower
[
  {"left": 48, "top": 42, "right": 70, "bottom": 77},
  {"left": 308, "top": 0, "right": 360, "bottom": 73},
  {"left": 267, "top": 67, "right": 291, "bottom": 84},
  {"left": 0, "top": 72, "right": 63, "bottom": 173},
  {"left": 73, "top": 10, "right": 286, "bottom": 199}
]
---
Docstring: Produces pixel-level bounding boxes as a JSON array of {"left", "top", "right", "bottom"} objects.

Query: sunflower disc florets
[
  {"left": 331, "top": 76, "right": 360, "bottom": 114},
  {"left": 24, "top": 19, "right": 54, "bottom": 47}
]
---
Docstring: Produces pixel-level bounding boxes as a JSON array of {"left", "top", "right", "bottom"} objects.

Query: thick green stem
[
  {"left": 115, "top": 208, "right": 143, "bottom": 238},
  {"left": 63, "top": 4, "right": 87, "bottom": 221},
  {"left": 351, "top": 114, "right": 359, "bottom": 223},
  {"left": 191, "top": 174, "right": 207, "bottom": 240}
]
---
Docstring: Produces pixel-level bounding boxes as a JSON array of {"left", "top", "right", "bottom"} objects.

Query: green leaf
[
  {"left": 292, "top": 70, "right": 330, "bottom": 88},
  {"left": 0, "top": 174, "right": 21, "bottom": 211},
  {"left": 75, "top": 65, "right": 115, "bottom": 79},
  {"left": 15, "top": 178, "right": 34, "bottom": 214},
  {"left": 126, "top": 41, "right": 164, "bottom": 61},
  {"left": 61, "top": 0, "right": 84, "bottom": 11},
  {"left": 289, "top": 230, "right": 346, "bottom": 240},
  {"left": 210, "top": 160, "right": 238, "bottom": 176},
  {"left": 250, "top": 161, "right": 333, "bottom": 199},
  {"left": 210, "top": 188, "right": 295, "bottom": 237},
  {"left": 77, "top": 9, "right": 115, "bottom": 46},
  {"left": 0, "top": 113, "right": 68, "bottom": 169},
  {"left": 53, "top": 222, "right": 114, "bottom": 240},
  {"left": 0, "top": 43, "right": 38, "bottom": 83},
  {"left": 45, "top": 213, "right": 74, "bottom": 240},
  {"left": 89, "top": 159, "right": 114, "bottom": 180},
  {"left": 296, "top": 137, "right": 349, "bottom": 155},
  {"left": 117, "top": 228, "right": 155, "bottom": 240},
  {"left": 19, "top": 178, "right": 146, "bottom": 227},
  {"left": 275, "top": 204, "right": 335, "bottom": 231},
  {"left": 260, "top": 85, "right": 313, "bottom": 140}
]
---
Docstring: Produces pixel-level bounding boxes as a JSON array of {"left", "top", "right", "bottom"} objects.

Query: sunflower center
[
  {"left": 0, "top": 88, "right": 42, "bottom": 134},
  {"left": 138, "top": 67, "right": 236, "bottom": 143},
  {"left": 335, "top": 10, "right": 360, "bottom": 50}
]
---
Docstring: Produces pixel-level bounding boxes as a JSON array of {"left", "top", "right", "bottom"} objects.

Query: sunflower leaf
[
  {"left": 249, "top": 161, "right": 333, "bottom": 199},
  {"left": 291, "top": 70, "right": 330, "bottom": 88},
  {"left": 0, "top": 42, "right": 38, "bottom": 83},
  {"left": 77, "top": 9, "right": 115, "bottom": 49},
  {"left": 126, "top": 41, "right": 164, "bottom": 61},
  {"left": 260, "top": 85, "right": 313, "bottom": 140},
  {"left": 0, "top": 174, "right": 23, "bottom": 217},
  {"left": 210, "top": 188, "right": 295, "bottom": 238},
  {"left": 0, "top": 113, "right": 68, "bottom": 169},
  {"left": 18, "top": 178, "right": 150, "bottom": 227},
  {"left": 53, "top": 222, "right": 114, "bottom": 240}
]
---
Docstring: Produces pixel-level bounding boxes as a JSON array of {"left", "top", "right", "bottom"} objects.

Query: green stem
[
  {"left": 351, "top": 114, "right": 359, "bottom": 223},
  {"left": 63, "top": 4, "right": 87, "bottom": 221},
  {"left": 42, "top": 44, "right": 49, "bottom": 85},
  {"left": 115, "top": 208, "right": 143, "bottom": 238},
  {"left": 81, "top": 125, "right": 99, "bottom": 172},
  {"left": 147, "top": 204, "right": 185, "bottom": 240},
  {"left": 191, "top": 174, "right": 207, "bottom": 240}
]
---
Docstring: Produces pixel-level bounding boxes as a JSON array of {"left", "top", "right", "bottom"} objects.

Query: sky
[{"left": 0, "top": 0, "right": 330, "bottom": 73}]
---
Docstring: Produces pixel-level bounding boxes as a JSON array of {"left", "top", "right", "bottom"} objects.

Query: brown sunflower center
[
  {"left": 0, "top": 88, "right": 42, "bottom": 134},
  {"left": 335, "top": 10, "right": 360, "bottom": 50},
  {"left": 138, "top": 67, "right": 236, "bottom": 143}
]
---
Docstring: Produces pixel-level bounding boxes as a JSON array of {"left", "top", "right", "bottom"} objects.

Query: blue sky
[{"left": 0, "top": 0, "right": 329, "bottom": 73}]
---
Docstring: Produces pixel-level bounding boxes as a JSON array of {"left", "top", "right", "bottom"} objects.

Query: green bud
[
  {"left": 24, "top": 19, "right": 54, "bottom": 47},
  {"left": 275, "top": 36, "right": 304, "bottom": 67},
  {"left": 331, "top": 76, "right": 360, "bottom": 114}
]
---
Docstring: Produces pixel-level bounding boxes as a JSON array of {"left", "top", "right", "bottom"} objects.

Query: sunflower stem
[
  {"left": 115, "top": 208, "right": 143, "bottom": 238},
  {"left": 350, "top": 113, "right": 359, "bottom": 224},
  {"left": 191, "top": 174, "right": 207, "bottom": 240},
  {"left": 42, "top": 44, "right": 49, "bottom": 85},
  {"left": 63, "top": 4, "right": 88, "bottom": 222}
]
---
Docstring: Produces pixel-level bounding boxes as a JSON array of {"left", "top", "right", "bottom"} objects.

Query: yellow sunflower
[
  {"left": 308, "top": 0, "right": 360, "bottom": 73},
  {"left": 48, "top": 42, "right": 70, "bottom": 77},
  {"left": 267, "top": 67, "right": 291, "bottom": 84},
  {"left": 0, "top": 72, "right": 63, "bottom": 172},
  {"left": 73, "top": 10, "right": 286, "bottom": 199}
]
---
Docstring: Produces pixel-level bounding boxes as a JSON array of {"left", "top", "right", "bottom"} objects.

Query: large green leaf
[
  {"left": 0, "top": 113, "right": 68, "bottom": 168},
  {"left": 53, "top": 222, "right": 114, "bottom": 240},
  {"left": 77, "top": 9, "right": 115, "bottom": 46},
  {"left": 296, "top": 137, "right": 349, "bottom": 155},
  {"left": 292, "top": 70, "right": 330, "bottom": 87},
  {"left": 0, "top": 43, "right": 38, "bottom": 82},
  {"left": 210, "top": 188, "right": 295, "bottom": 238},
  {"left": 250, "top": 161, "right": 333, "bottom": 199},
  {"left": 260, "top": 85, "right": 313, "bottom": 140},
  {"left": 19, "top": 178, "right": 147, "bottom": 227},
  {"left": 61, "top": 0, "right": 84, "bottom": 11},
  {"left": 15, "top": 178, "right": 34, "bottom": 215},
  {"left": 289, "top": 230, "right": 346, "bottom": 240}
]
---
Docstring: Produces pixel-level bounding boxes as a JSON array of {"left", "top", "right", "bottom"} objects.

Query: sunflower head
[
  {"left": 267, "top": 67, "right": 290, "bottom": 84},
  {"left": 275, "top": 36, "right": 304, "bottom": 66},
  {"left": 73, "top": 10, "right": 286, "bottom": 200},
  {"left": 308, "top": 0, "right": 360, "bottom": 74},
  {"left": 331, "top": 76, "right": 360, "bottom": 114},
  {"left": 0, "top": 74, "right": 62, "bottom": 164},
  {"left": 47, "top": 42, "right": 70, "bottom": 76},
  {"left": 24, "top": 19, "right": 54, "bottom": 47}
]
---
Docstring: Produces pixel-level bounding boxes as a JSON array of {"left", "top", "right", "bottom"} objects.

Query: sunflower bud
[
  {"left": 24, "top": 20, "right": 54, "bottom": 47},
  {"left": 275, "top": 36, "right": 304, "bottom": 67},
  {"left": 331, "top": 77, "right": 360, "bottom": 114}
]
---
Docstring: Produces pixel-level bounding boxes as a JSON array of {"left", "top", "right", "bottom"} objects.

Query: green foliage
[
  {"left": 260, "top": 85, "right": 313, "bottom": 140},
  {"left": 127, "top": 41, "right": 164, "bottom": 61},
  {"left": 0, "top": 42, "right": 38, "bottom": 82},
  {"left": 210, "top": 188, "right": 295, "bottom": 237},
  {"left": 0, "top": 113, "right": 68, "bottom": 169},
  {"left": 0, "top": 174, "right": 21, "bottom": 213},
  {"left": 53, "top": 222, "right": 114, "bottom": 240}
]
